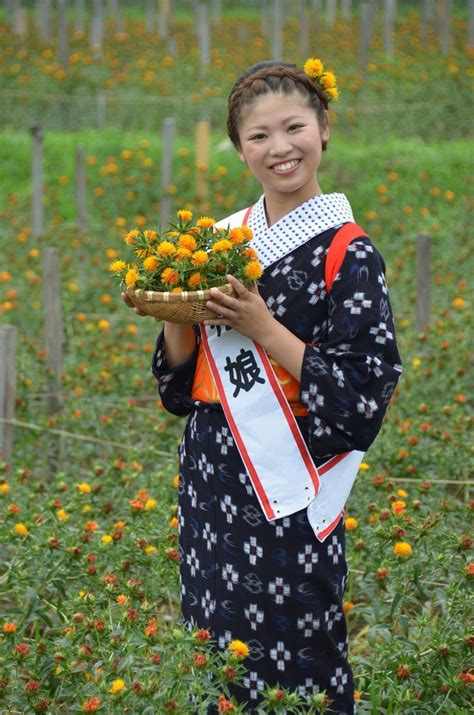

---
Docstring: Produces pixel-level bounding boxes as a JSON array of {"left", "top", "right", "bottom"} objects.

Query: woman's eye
[
  {"left": 288, "top": 124, "right": 304, "bottom": 131},
  {"left": 250, "top": 133, "right": 265, "bottom": 141}
]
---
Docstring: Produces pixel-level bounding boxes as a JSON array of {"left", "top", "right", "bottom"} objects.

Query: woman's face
[{"left": 237, "top": 91, "right": 329, "bottom": 206}]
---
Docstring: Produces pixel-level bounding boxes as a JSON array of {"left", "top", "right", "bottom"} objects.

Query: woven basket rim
[{"left": 127, "top": 283, "right": 233, "bottom": 304}]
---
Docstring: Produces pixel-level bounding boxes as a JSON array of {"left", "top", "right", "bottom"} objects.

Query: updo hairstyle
[{"left": 226, "top": 61, "right": 329, "bottom": 152}]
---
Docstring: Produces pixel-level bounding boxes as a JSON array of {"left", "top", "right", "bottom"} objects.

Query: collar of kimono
[{"left": 248, "top": 192, "right": 354, "bottom": 269}]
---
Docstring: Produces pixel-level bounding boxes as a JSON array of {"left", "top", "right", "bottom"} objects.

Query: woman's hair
[{"left": 226, "top": 61, "right": 329, "bottom": 151}]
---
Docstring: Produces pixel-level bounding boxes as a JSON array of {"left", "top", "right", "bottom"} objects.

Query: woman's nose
[{"left": 268, "top": 133, "right": 292, "bottom": 155}]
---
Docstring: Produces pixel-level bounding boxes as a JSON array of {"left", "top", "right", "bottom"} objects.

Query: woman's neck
[{"left": 264, "top": 186, "right": 324, "bottom": 227}]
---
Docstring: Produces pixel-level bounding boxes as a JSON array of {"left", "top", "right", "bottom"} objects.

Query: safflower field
[{"left": 0, "top": 2, "right": 473, "bottom": 713}]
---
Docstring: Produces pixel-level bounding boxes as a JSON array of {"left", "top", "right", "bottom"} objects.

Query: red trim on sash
[
  {"left": 242, "top": 205, "right": 253, "bottom": 225},
  {"left": 253, "top": 341, "right": 320, "bottom": 493},
  {"left": 317, "top": 510, "right": 345, "bottom": 541},
  {"left": 318, "top": 451, "right": 350, "bottom": 476},
  {"left": 324, "top": 223, "right": 368, "bottom": 292},
  {"left": 201, "top": 328, "right": 275, "bottom": 519}
]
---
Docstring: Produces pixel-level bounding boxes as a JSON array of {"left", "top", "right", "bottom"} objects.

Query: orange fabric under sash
[{"left": 191, "top": 340, "right": 308, "bottom": 417}]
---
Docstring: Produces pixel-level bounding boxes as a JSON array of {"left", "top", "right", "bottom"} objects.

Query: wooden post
[
  {"left": 421, "top": 0, "right": 435, "bottom": 43},
  {"left": 97, "top": 91, "right": 106, "bottom": 128},
  {"left": 0, "top": 326, "right": 17, "bottom": 474},
  {"left": 384, "top": 0, "right": 395, "bottom": 57},
  {"left": 160, "top": 117, "right": 175, "bottom": 227},
  {"left": 416, "top": 233, "right": 432, "bottom": 332},
  {"left": 91, "top": 0, "right": 104, "bottom": 56},
  {"left": 31, "top": 123, "right": 44, "bottom": 239},
  {"left": 76, "top": 144, "right": 87, "bottom": 235},
  {"left": 299, "top": 0, "right": 309, "bottom": 61},
  {"left": 469, "top": 0, "right": 474, "bottom": 49},
  {"left": 145, "top": 0, "right": 154, "bottom": 32},
  {"left": 195, "top": 120, "right": 210, "bottom": 202},
  {"left": 326, "top": 0, "right": 336, "bottom": 29},
  {"left": 42, "top": 248, "right": 65, "bottom": 415},
  {"left": 13, "top": 3, "right": 27, "bottom": 38},
  {"left": 359, "top": 1, "right": 370, "bottom": 79},
  {"left": 439, "top": 0, "right": 452, "bottom": 55},
  {"left": 158, "top": 0, "right": 170, "bottom": 38},
  {"left": 57, "top": 0, "right": 69, "bottom": 71},
  {"left": 197, "top": 4, "right": 210, "bottom": 68},
  {"left": 342, "top": 0, "right": 352, "bottom": 21},
  {"left": 75, "top": 0, "right": 85, "bottom": 34},
  {"left": 261, "top": 0, "right": 270, "bottom": 38},
  {"left": 211, "top": 0, "right": 221, "bottom": 23},
  {"left": 37, "top": 0, "right": 52, "bottom": 42},
  {"left": 272, "top": 0, "right": 283, "bottom": 61}
]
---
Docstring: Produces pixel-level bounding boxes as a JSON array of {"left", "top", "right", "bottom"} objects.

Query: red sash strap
[{"left": 325, "top": 222, "right": 368, "bottom": 292}]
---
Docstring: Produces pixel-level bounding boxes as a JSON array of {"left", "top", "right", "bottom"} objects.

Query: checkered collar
[{"left": 248, "top": 193, "right": 355, "bottom": 270}]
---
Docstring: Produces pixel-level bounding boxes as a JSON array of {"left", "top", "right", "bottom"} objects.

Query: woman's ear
[{"left": 320, "top": 110, "right": 330, "bottom": 143}]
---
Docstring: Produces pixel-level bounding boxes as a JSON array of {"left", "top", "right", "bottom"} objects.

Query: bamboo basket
[{"left": 126, "top": 284, "right": 235, "bottom": 324}]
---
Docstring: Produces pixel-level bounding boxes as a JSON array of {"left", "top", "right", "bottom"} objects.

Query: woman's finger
[{"left": 226, "top": 274, "right": 248, "bottom": 297}]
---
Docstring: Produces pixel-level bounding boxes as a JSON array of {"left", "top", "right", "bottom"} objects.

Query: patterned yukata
[{"left": 152, "top": 194, "right": 402, "bottom": 713}]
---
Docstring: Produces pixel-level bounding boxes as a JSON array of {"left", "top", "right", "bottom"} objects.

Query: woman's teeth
[{"left": 273, "top": 159, "right": 300, "bottom": 172}]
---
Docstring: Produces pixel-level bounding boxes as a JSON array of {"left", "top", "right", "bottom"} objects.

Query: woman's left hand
[{"left": 204, "top": 274, "right": 275, "bottom": 344}]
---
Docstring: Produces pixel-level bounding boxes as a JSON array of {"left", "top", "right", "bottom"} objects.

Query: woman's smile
[{"left": 270, "top": 158, "right": 302, "bottom": 173}]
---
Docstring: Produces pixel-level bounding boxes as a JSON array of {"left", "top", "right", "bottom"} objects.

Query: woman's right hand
[{"left": 121, "top": 291, "right": 148, "bottom": 317}]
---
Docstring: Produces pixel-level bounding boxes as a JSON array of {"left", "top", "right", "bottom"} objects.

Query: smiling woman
[{"left": 142, "top": 58, "right": 403, "bottom": 714}]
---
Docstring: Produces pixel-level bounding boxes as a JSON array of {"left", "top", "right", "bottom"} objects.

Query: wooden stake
[
  {"left": 160, "top": 117, "right": 176, "bottom": 227},
  {"left": 272, "top": 0, "right": 283, "bottom": 61},
  {"left": 359, "top": 1, "right": 370, "bottom": 79},
  {"left": 439, "top": 0, "right": 452, "bottom": 55},
  {"left": 0, "top": 326, "right": 17, "bottom": 473},
  {"left": 342, "top": 0, "right": 352, "bottom": 21},
  {"left": 469, "top": 0, "right": 474, "bottom": 49},
  {"left": 384, "top": 0, "right": 395, "bottom": 56},
  {"left": 158, "top": 0, "right": 170, "bottom": 38},
  {"left": 326, "top": 0, "right": 336, "bottom": 28},
  {"left": 299, "top": 1, "right": 309, "bottom": 61},
  {"left": 42, "top": 248, "right": 64, "bottom": 415},
  {"left": 30, "top": 123, "right": 44, "bottom": 239},
  {"left": 97, "top": 91, "right": 106, "bottom": 128},
  {"left": 197, "top": 3, "right": 210, "bottom": 67},
  {"left": 76, "top": 144, "right": 87, "bottom": 235},
  {"left": 416, "top": 233, "right": 432, "bottom": 332},
  {"left": 57, "top": 0, "right": 69, "bottom": 70},
  {"left": 195, "top": 120, "right": 210, "bottom": 202}
]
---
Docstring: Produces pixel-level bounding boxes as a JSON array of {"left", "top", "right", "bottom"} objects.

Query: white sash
[{"left": 205, "top": 199, "right": 364, "bottom": 541}]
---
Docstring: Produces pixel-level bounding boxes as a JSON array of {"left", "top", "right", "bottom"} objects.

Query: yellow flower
[
  {"left": 397, "top": 489, "right": 408, "bottom": 498},
  {"left": 175, "top": 247, "right": 192, "bottom": 261},
  {"left": 391, "top": 500, "right": 406, "bottom": 515},
  {"left": 0, "top": 483, "right": 10, "bottom": 494},
  {"left": 321, "top": 71, "right": 337, "bottom": 89},
  {"left": 453, "top": 297, "right": 465, "bottom": 309},
  {"left": 109, "top": 678, "right": 125, "bottom": 695},
  {"left": 124, "top": 229, "right": 139, "bottom": 245},
  {"left": 161, "top": 268, "right": 180, "bottom": 286},
  {"left": 196, "top": 216, "right": 215, "bottom": 228},
  {"left": 192, "top": 250, "right": 209, "bottom": 266},
  {"left": 172, "top": 474, "right": 180, "bottom": 488},
  {"left": 412, "top": 358, "right": 421, "bottom": 368},
  {"left": 227, "top": 639, "right": 250, "bottom": 660},
  {"left": 3, "top": 622, "right": 17, "bottom": 633},
  {"left": 393, "top": 541, "right": 412, "bottom": 557},
  {"left": 241, "top": 226, "right": 253, "bottom": 241},
  {"left": 109, "top": 260, "right": 126, "bottom": 273},
  {"left": 143, "top": 229, "right": 157, "bottom": 242},
  {"left": 144, "top": 498, "right": 157, "bottom": 510},
  {"left": 229, "top": 228, "right": 245, "bottom": 245},
  {"left": 157, "top": 241, "right": 176, "bottom": 257},
  {"left": 169, "top": 516, "right": 179, "bottom": 528},
  {"left": 212, "top": 239, "right": 233, "bottom": 253},
  {"left": 98, "top": 319, "right": 109, "bottom": 330},
  {"left": 143, "top": 255, "right": 159, "bottom": 272},
  {"left": 178, "top": 234, "right": 197, "bottom": 251},
  {"left": 188, "top": 272, "right": 203, "bottom": 289},
  {"left": 244, "top": 260, "right": 263, "bottom": 281},
  {"left": 177, "top": 209, "right": 193, "bottom": 222},
  {"left": 116, "top": 594, "right": 128, "bottom": 605},
  {"left": 125, "top": 266, "right": 140, "bottom": 288},
  {"left": 56, "top": 509, "right": 69, "bottom": 521},
  {"left": 359, "top": 462, "right": 370, "bottom": 471},
  {"left": 14, "top": 522, "right": 28, "bottom": 536},
  {"left": 304, "top": 57, "right": 324, "bottom": 78},
  {"left": 345, "top": 517, "right": 358, "bottom": 530},
  {"left": 77, "top": 482, "right": 91, "bottom": 494},
  {"left": 326, "top": 87, "right": 339, "bottom": 101},
  {"left": 145, "top": 545, "right": 157, "bottom": 555},
  {"left": 102, "top": 534, "right": 113, "bottom": 544}
]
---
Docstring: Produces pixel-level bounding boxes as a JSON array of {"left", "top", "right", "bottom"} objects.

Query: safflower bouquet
[{"left": 109, "top": 209, "right": 263, "bottom": 324}]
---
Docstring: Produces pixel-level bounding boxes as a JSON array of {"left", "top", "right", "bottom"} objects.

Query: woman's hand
[
  {"left": 204, "top": 274, "right": 275, "bottom": 345},
  {"left": 121, "top": 291, "right": 148, "bottom": 316}
]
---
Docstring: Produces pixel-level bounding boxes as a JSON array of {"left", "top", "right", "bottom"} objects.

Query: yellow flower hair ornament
[{"left": 303, "top": 57, "right": 339, "bottom": 102}]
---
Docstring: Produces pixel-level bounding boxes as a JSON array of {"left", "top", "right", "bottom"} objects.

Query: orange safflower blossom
[
  {"left": 227, "top": 639, "right": 249, "bottom": 660},
  {"left": 393, "top": 541, "right": 413, "bottom": 557},
  {"left": 196, "top": 216, "right": 215, "bottom": 228}
]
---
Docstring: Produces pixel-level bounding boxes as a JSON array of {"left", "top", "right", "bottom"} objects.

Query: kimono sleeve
[
  {"left": 151, "top": 326, "right": 200, "bottom": 417},
  {"left": 299, "top": 237, "right": 403, "bottom": 460}
]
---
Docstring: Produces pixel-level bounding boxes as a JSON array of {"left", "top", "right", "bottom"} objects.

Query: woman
[{"left": 126, "top": 59, "right": 402, "bottom": 713}]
